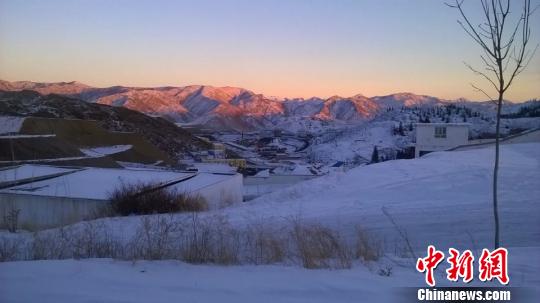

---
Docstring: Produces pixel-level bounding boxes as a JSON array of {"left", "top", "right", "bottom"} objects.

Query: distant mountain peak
[{"left": 0, "top": 79, "right": 524, "bottom": 131}]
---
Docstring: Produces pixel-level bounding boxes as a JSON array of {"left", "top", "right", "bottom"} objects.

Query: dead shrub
[
  {"left": 31, "top": 228, "right": 74, "bottom": 260},
  {"left": 382, "top": 207, "right": 416, "bottom": 259},
  {"left": 378, "top": 265, "right": 393, "bottom": 277},
  {"left": 354, "top": 226, "right": 382, "bottom": 262},
  {"left": 179, "top": 214, "right": 240, "bottom": 265},
  {"left": 72, "top": 221, "right": 122, "bottom": 259},
  {"left": 126, "top": 215, "right": 182, "bottom": 260},
  {"left": 0, "top": 237, "right": 24, "bottom": 262},
  {"left": 291, "top": 222, "right": 352, "bottom": 269},
  {"left": 27, "top": 222, "right": 122, "bottom": 260},
  {"left": 109, "top": 182, "right": 208, "bottom": 216}
]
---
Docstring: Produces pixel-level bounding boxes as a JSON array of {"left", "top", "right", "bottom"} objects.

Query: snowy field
[
  {"left": 242, "top": 142, "right": 540, "bottom": 251},
  {"left": 1, "top": 142, "right": 539, "bottom": 302},
  {"left": 1, "top": 248, "right": 539, "bottom": 303}
]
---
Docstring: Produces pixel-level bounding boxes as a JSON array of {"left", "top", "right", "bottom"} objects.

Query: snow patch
[
  {"left": 79, "top": 145, "right": 133, "bottom": 157},
  {"left": 0, "top": 116, "right": 25, "bottom": 134}
]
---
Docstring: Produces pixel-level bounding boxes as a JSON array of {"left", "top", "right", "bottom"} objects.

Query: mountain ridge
[{"left": 1, "top": 79, "right": 533, "bottom": 131}]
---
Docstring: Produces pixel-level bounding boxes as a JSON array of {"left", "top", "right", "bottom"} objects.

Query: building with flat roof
[
  {"left": 415, "top": 123, "right": 470, "bottom": 158},
  {"left": 0, "top": 165, "right": 242, "bottom": 230}
]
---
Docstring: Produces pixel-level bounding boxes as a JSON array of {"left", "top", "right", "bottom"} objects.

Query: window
[{"left": 434, "top": 126, "right": 446, "bottom": 138}]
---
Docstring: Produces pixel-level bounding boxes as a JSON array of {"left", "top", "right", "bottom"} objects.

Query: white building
[
  {"left": 415, "top": 123, "right": 470, "bottom": 157},
  {"left": 0, "top": 165, "right": 242, "bottom": 230}
]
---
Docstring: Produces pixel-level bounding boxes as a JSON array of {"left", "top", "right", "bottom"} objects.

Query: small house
[{"left": 415, "top": 123, "right": 470, "bottom": 157}]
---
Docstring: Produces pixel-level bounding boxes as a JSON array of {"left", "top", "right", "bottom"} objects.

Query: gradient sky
[{"left": 1, "top": 0, "right": 539, "bottom": 101}]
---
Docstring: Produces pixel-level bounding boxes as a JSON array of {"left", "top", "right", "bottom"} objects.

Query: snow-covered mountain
[{"left": 0, "top": 80, "right": 535, "bottom": 131}]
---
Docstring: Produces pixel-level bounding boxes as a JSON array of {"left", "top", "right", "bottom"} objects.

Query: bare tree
[{"left": 447, "top": 0, "right": 537, "bottom": 248}]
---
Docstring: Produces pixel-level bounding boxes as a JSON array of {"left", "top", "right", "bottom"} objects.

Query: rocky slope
[{"left": 0, "top": 90, "right": 211, "bottom": 161}]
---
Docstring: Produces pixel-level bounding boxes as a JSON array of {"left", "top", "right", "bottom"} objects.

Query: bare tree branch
[
  {"left": 463, "top": 62, "right": 499, "bottom": 91},
  {"left": 448, "top": 0, "right": 535, "bottom": 250},
  {"left": 470, "top": 83, "right": 496, "bottom": 104}
]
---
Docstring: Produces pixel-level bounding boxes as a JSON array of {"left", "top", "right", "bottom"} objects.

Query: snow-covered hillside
[
  {"left": 3, "top": 143, "right": 539, "bottom": 251},
  {"left": 307, "top": 103, "right": 540, "bottom": 165},
  {"left": 1, "top": 143, "right": 539, "bottom": 302},
  {"left": 251, "top": 142, "right": 540, "bottom": 249}
]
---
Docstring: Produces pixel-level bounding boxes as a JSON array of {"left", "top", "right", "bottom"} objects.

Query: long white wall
[
  {"left": 0, "top": 193, "right": 107, "bottom": 230},
  {"left": 0, "top": 173, "right": 244, "bottom": 230}
]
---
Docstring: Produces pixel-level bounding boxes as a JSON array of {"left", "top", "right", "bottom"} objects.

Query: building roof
[
  {"left": 0, "top": 165, "right": 240, "bottom": 201},
  {"left": 169, "top": 172, "right": 238, "bottom": 194},
  {"left": 0, "top": 164, "right": 78, "bottom": 185},
  {"left": 415, "top": 123, "right": 471, "bottom": 127},
  {"left": 0, "top": 166, "right": 194, "bottom": 200}
]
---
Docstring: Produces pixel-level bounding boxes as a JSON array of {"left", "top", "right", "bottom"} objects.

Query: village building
[
  {"left": 0, "top": 164, "right": 242, "bottom": 230},
  {"left": 415, "top": 123, "right": 470, "bottom": 157}
]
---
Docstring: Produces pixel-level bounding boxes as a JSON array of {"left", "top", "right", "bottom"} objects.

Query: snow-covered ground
[
  {"left": 1, "top": 142, "right": 539, "bottom": 302},
  {"left": 308, "top": 121, "right": 408, "bottom": 163},
  {"left": 0, "top": 116, "right": 25, "bottom": 134},
  {"left": 242, "top": 142, "right": 540, "bottom": 251},
  {"left": 4, "top": 142, "right": 539, "bottom": 251},
  {"left": 1, "top": 247, "right": 539, "bottom": 303},
  {"left": 0, "top": 145, "right": 133, "bottom": 164},
  {"left": 0, "top": 134, "right": 55, "bottom": 139}
]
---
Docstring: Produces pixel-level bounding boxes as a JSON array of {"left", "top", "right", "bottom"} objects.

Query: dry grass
[
  {"left": 290, "top": 222, "right": 352, "bottom": 269},
  {"left": 72, "top": 222, "right": 122, "bottom": 259},
  {"left": 354, "top": 226, "right": 383, "bottom": 262},
  {"left": 127, "top": 216, "right": 181, "bottom": 260},
  {"left": 243, "top": 222, "right": 286, "bottom": 265},
  {"left": 179, "top": 215, "right": 241, "bottom": 265},
  {"left": 1, "top": 215, "right": 383, "bottom": 269},
  {"left": 31, "top": 222, "right": 121, "bottom": 260}
]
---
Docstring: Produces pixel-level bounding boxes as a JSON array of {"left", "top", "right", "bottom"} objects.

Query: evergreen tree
[
  {"left": 370, "top": 146, "right": 379, "bottom": 163},
  {"left": 398, "top": 122, "right": 404, "bottom": 136}
]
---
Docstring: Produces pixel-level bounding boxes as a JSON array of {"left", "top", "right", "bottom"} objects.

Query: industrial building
[{"left": 0, "top": 165, "right": 242, "bottom": 230}]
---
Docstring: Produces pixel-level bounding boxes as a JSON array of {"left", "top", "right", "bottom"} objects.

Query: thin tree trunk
[{"left": 493, "top": 93, "right": 502, "bottom": 249}]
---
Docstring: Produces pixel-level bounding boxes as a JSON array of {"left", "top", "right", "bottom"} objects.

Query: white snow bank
[
  {"left": 192, "top": 162, "right": 237, "bottom": 173},
  {"left": 79, "top": 145, "right": 133, "bottom": 157},
  {"left": 0, "top": 116, "right": 25, "bottom": 134},
  {"left": 0, "top": 134, "right": 55, "bottom": 139},
  {"left": 0, "top": 247, "right": 538, "bottom": 303}
]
